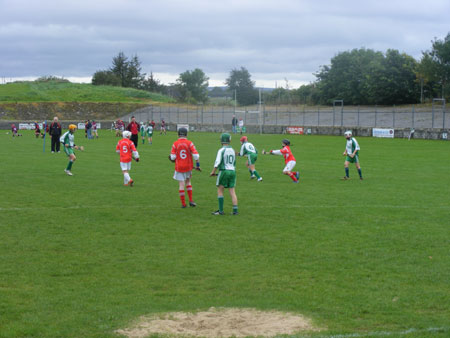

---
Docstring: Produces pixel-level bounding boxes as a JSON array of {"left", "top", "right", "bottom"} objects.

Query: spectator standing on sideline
[
  {"left": 49, "top": 117, "right": 62, "bottom": 153},
  {"left": 86, "top": 120, "right": 93, "bottom": 139},
  {"left": 231, "top": 115, "right": 237, "bottom": 134},
  {"left": 126, "top": 116, "right": 140, "bottom": 148}
]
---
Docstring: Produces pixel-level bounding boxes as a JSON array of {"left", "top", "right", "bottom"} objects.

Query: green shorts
[
  {"left": 147, "top": 132, "right": 153, "bottom": 137},
  {"left": 247, "top": 153, "right": 257, "bottom": 165},
  {"left": 64, "top": 146, "right": 74, "bottom": 156},
  {"left": 346, "top": 153, "right": 359, "bottom": 163},
  {"left": 216, "top": 170, "right": 236, "bottom": 188}
]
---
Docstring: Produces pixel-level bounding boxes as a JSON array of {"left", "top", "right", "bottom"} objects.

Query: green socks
[
  {"left": 218, "top": 196, "right": 224, "bottom": 212},
  {"left": 66, "top": 160, "right": 73, "bottom": 171}
]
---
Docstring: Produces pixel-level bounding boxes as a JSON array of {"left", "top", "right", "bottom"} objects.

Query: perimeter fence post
[
  {"left": 375, "top": 105, "right": 377, "bottom": 127},
  {"left": 357, "top": 106, "right": 360, "bottom": 127},
  {"left": 393, "top": 105, "right": 396, "bottom": 128},
  {"left": 317, "top": 106, "right": 320, "bottom": 126}
]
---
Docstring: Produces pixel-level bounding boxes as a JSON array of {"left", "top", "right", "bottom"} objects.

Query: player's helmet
[
  {"left": 69, "top": 124, "right": 77, "bottom": 131},
  {"left": 123, "top": 131, "right": 132, "bottom": 139},
  {"left": 240, "top": 136, "right": 248, "bottom": 144},
  {"left": 344, "top": 130, "right": 352, "bottom": 137},
  {"left": 178, "top": 127, "right": 188, "bottom": 137},
  {"left": 221, "top": 133, "right": 231, "bottom": 144},
  {"left": 282, "top": 138, "right": 290, "bottom": 146}
]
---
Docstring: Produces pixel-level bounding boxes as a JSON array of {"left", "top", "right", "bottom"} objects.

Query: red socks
[
  {"left": 186, "top": 185, "right": 193, "bottom": 202},
  {"left": 179, "top": 190, "right": 186, "bottom": 207},
  {"left": 288, "top": 172, "right": 298, "bottom": 182}
]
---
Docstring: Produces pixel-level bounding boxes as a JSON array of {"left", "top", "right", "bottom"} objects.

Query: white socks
[{"left": 123, "top": 173, "right": 131, "bottom": 184}]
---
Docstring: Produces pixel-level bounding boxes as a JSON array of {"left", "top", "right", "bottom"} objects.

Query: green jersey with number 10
[{"left": 214, "top": 146, "right": 236, "bottom": 171}]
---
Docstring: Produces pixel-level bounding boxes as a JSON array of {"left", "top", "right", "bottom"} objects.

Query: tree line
[{"left": 92, "top": 32, "right": 450, "bottom": 106}]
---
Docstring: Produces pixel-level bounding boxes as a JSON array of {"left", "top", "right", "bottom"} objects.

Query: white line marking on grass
[{"left": 315, "top": 326, "right": 449, "bottom": 338}]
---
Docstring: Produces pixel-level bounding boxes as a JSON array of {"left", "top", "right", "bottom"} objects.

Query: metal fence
[{"left": 122, "top": 104, "right": 448, "bottom": 129}]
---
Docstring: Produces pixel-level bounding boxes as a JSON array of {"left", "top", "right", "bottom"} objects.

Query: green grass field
[
  {"left": 0, "top": 81, "right": 173, "bottom": 103},
  {"left": 0, "top": 130, "right": 449, "bottom": 337}
]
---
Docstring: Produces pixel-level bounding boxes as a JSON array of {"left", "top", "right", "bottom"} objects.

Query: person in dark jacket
[
  {"left": 126, "top": 116, "right": 140, "bottom": 148},
  {"left": 49, "top": 117, "right": 62, "bottom": 153}
]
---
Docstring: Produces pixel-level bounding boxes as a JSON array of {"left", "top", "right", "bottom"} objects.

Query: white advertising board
[{"left": 372, "top": 128, "right": 394, "bottom": 138}]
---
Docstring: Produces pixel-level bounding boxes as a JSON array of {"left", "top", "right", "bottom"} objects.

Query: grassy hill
[{"left": 0, "top": 80, "right": 174, "bottom": 103}]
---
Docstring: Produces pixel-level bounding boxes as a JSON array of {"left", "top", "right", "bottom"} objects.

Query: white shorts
[
  {"left": 120, "top": 162, "right": 131, "bottom": 171},
  {"left": 283, "top": 160, "right": 296, "bottom": 172},
  {"left": 173, "top": 171, "right": 192, "bottom": 181}
]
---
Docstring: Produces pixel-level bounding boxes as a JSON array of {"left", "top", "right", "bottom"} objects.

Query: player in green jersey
[
  {"left": 60, "top": 124, "right": 84, "bottom": 176},
  {"left": 140, "top": 122, "right": 146, "bottom": 144},
  {"left": 238, "top": 136, "right": 262, "bottom": 181},
  {"left": 210, "top": 133, "right": 238, "bottom": 215},
  {"left": 146, "top": 123, "right": 153, "bottom": 144},
  {"left": 342, "top": 130, "right": 363, "bottom": 180}
]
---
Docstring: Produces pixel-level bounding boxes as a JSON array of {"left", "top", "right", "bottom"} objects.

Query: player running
[
  {"left": 238, "top": 136, "right": 262, "bottom": 181},
  {"left": 60, "top": 124, "right": 84, "bottom": 176},
  {"left": 264, "top": 139, "right": 299, "bottom": 183},
  {"left": 116, "top": 131, "right": 140, "bottom": 186},
  {"left": 169, "top": 127, "right": 201, "bottom": 208},
  {"left": 11, "top": 124, "right": 22, "bottom": 137},
  {"left": 146, "top": 122, "right": 153, "bottom": 144},
  {"left": 210, "top": 133, "right": 238, "bottom": 215},
  {"left": 342, "top": 130, "right": 363, "bottom": 180}
]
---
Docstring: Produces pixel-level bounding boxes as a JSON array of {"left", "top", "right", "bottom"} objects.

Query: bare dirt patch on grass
[{"left": 116, "top": 307, "right": 322, "bottom": 338}]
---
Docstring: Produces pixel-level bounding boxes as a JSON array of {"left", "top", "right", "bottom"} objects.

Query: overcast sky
[{"left": 0, "top": 0, "right": 449, "bottom": 88}]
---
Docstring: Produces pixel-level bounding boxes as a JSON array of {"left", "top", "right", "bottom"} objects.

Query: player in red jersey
[
  {"left": 265, "top": 139, "right": 299, "bottom": 183},
  {"left": 169, "top": 127, "right": 201, "bottom": 208},
  {"left": 116, "top": 131, "right": 140, "bottom": 186}
]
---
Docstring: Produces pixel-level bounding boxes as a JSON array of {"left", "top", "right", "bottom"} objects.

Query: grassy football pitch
[{"left": 0, "top": 130, "right": 449, "bottom": 337}]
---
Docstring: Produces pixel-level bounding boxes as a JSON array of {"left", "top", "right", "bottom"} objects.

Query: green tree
[
  {"left": 315, "top": 48, "right": 419, "bottom": 105},
  {"left": 291, "top": 83, "right": 321, "bottom": 105},
  {"left": 91, "top": 70, "right": 121, "bottom": 86},
  {"left": 110, "top": 52, "right": 129, "bottom": 87},
  {"left": 142, "top": 72, "right": 165, "bottom": 93},
  {"left": 225, "top": 67, "right": 258, "bottom": 105},
  {"left": 176, "top": 68, "right": 209, "bottom": 103},
  {"left": 421, "top": 33, "right": 450, "bottom": 99},
  {"left": 366, "top": 49, "right": 419, "bottom": 104},
  {"left": 126, "top": 54, "right": 145, "bottom": 89}
]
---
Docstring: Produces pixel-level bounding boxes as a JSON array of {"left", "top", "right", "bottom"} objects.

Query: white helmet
[
  {"left": 344, "top": 130, "right": 352, "bottom": 137},
  {"left": 123, "top": 131, "right": 132, "bottom": 139}
]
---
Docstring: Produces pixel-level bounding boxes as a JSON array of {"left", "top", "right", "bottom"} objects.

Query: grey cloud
[{"left": 0, "top": 0, "right": 449, "bottom": 86}]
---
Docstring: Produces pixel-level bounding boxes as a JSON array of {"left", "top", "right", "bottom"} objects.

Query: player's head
[
  {"left": 344, "top": 130, "right": 352, "bottom": 139},
  {"left": 282, "top": 138, "right": 290, "bottom": 146},
  {"left": 69, "top": 124, "right": 77, "bottom": 132},
  {"left": 240, "top": 136, "right": 248, "bottom": 144},
  {"left": 221, "top": 133, "right": 231, "bottom": 144},
  {"left": 178, "top": 127, "right": 188, "bottom": 137},
  {"left": 123, "top": 131, "right": 132, "bottom": 139}
]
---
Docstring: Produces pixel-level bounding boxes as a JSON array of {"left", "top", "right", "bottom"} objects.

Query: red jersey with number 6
[
  {"left": 116, "top": 138, "right": 137, "bottom": 163},
  {"left": 171, "top": 138, "right": 198, "bottom": 172}
]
